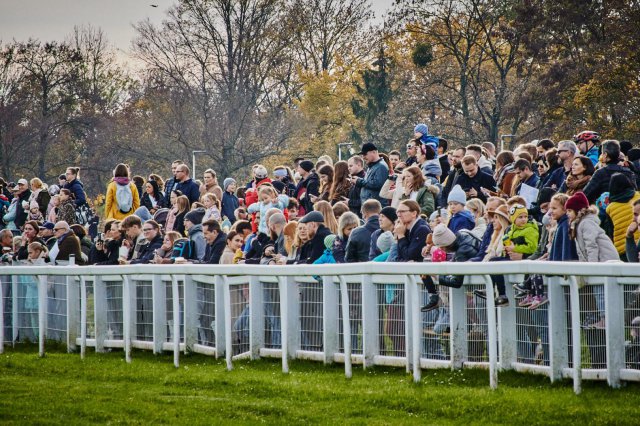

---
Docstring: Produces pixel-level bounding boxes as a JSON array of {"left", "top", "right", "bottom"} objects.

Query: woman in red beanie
[{"left": 566, "top": 191, "right": 619, "bottom": 329}]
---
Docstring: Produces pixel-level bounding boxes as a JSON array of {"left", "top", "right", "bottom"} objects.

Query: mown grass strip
[{"left": 1, "top": 346, "right": 639, "bottom": 424}]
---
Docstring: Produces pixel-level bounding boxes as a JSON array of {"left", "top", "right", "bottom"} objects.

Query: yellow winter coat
[
  {"left": 105, "top": 181, "right": 140, "bottom": 220},
  {"left": 606, "top": 191, "right": 640, "bottom": 254}
]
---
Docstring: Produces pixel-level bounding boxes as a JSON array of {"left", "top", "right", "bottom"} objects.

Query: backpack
[
  {"left": 171, "top": 238, "right": 197, "bottom": 260},
  {"left": 115, "top": 183, "right": 134, "bottom": 214},
  {"left": 75, "top": 203, "right": 94, "bottom": 226}
]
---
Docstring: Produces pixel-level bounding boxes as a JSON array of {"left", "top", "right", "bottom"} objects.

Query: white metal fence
[{"left": 1, "top": 261, "right": 639, "bottom": 394}]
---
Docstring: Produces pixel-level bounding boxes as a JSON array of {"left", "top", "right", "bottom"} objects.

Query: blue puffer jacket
[
  {"left": 448, "top": 210, "right": 475, "bottom": 234},
  {"left": 221, "top": 191, "right": 239, "bottom": 223},
  {"left": 355, "top": 158, "right": 389, "bottom": 206},
  {"left": 64, "top": 179, "right": 86, "bottom": 206}
]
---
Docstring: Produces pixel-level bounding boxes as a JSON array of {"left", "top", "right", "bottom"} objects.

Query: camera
[{"left": 387, "top": 174, "right": 398, "bottom": 181}]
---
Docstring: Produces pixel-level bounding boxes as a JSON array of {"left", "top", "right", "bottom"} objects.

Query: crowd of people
[{"left": 1, "top": 126, "right": 640, "bottom": 352}]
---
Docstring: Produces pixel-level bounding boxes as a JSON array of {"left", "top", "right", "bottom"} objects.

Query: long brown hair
[
  {"left": 176, "top": 195, "right": 190, "bottom": 214},
  {"left": 402, "top": 166, "right": 426, "bottom": 193},
  {"left": 329, "top": 161, "right": 350, "bottom": 202},
  {"left": 314, "top": 200, "right": 338, "bottom": 234},
  {"left": 317, "top": 164, "right": 334, "bottom": 197}
]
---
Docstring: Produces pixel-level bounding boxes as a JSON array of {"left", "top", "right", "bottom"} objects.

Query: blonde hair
[
  {"left": 338, "top": 212, "right": 359, "bottom": 239},
  {"left": 201, "top": 192, "right": 221, "bottom": 209},
  {"left": 314, "top": 200, "right": 338, "bottom": 234},
  {"left": 317, "top": 155, "right": 334, "bottom": 167},
  {"left": 30, "top": 178, "right": 43, "bottom": 189},
  {"left": 551, "top": 193, "right": 569, "bottom": 208},
  {"left": 28, "top": 242, "right": 47, "bottom": 258},
  {"left": 258, "top": 185, "right": 277, "bottom": 199},
  {"left": 465, "top": 198, "right": 486, "bottom": 218},
  {"left": 176, "top": 195, "right": 190, "bottom": 214}
]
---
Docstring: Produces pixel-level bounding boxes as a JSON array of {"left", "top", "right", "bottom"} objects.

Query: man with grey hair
[
  {"left": 51, "top": 221, "right": 84, "bottom": 264},
  {"left": 544, "top": 140, "right": 577, "bottom": 190}
]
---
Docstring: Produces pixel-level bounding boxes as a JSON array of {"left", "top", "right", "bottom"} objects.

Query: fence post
[
  {"left": 605, "top": 276, "right": 624, "bottom": 388},
  {"left": 547, "top": 276, "right": 568, "bottom": 383},
  {"left": 122, "top": 275, "right": 133, "bottom": 363},
  {"left": 483, "top": 275, "right": 498, "bottom": 390},
  {"left": 568, "top": 275, "right": 582, "bottom": 394},
  {"left": 183, "top": 275, "right": 197, "bottom": 354},
  {"left": 66, "top": 275, "right": 79, "bottom": 353},
  {"left": 322, "top": 275, "right": 338, "bottom": 365},
  {"left": 403, "top": 275, "right": 413, "bottom": 374},
  {"left": 499, "top": 275, "right": 518, "bottom": 371},
  {"left": 171, "top": 275, "right": 180, "bottom": 368},
  {"left": 361, "top": 274, "right": 378, "bottom": 369},
  {"left": 152, "top": 275, "right": 166, "bottom": 354},
  {"left": 449, "top": 278, "right": 468, "bottom": 369},
  {"left": 94, "top": 276, "right": 107, "bottom": 353},
  {"left": 249, "top": 276, "right": 264, "bottom": 360},
  {"left": 223, "top": 276, "right": 233, "bottom": 371},
  {"left": 80, "top": 276, "right": 87, "bottom": 360},
  {"left": 409, "top": 275, "right": 422, "bottom": 383},
  {"left": 0, "top": 280, "right": 4, "bottom": 354},
  {"left": 214, "top": 275, "right": 226, "bottom": 358},
  {"left": 38, "top": 275, "right": 47, "bottom": 358},
  {"left": 12, "top": 275, "right": 18, "bottom": 345},
  {"left": 277, "top": 276, "right": 289, "bottom": 373},
  {"left": 338, "top": 275, "right": 352, "bottom": 379}
]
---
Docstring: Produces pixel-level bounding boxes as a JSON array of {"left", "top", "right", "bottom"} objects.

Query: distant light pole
[
  {"left": 192, "top": 150, "right": 207, "bottom": 179},
  {"left": 338, "top": 143, "right": 354, "bottom": 161},
  {"left": 500, "top": 134, "right": 515, "bottom": 153}
]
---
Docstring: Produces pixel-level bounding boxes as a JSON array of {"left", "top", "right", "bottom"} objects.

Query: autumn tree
[{"left": 133, "top": 0, "right": 298, "bottom": 178}]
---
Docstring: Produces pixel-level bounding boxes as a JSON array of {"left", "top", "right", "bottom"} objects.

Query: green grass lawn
[{"left": 1, "top": 345, "right": 639, "bottom": 425}]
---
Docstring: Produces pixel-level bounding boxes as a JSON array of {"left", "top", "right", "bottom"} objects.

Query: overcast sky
[{"left": 0, "top": 0, "right": 395, "bottom": 60}]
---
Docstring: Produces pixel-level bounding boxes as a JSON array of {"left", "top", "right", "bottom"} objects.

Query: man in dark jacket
[
  {"left": 394, "top": 200, "right": 431, "bottom": 262},
  {"left": 130, "top": 220, "right": 163, "bottom": 264},
  {"left": 161, "top": 160, "right": 184, "bottom": 208},
  {"left": 351, "top": 143, "right": 389, "bottom": 206},
  {"left": 583, "top": 140, "right": 637, "bottom": 203},
  {"left": 421, "top": 224, "right": 481, "bottom": 311},
  {"left": 193, "top": 220, "right": 227, "bottom": 264},
  {"left": 347, "top": 156, "right": 366, "bottom": 216},
  {"left": 174, "top": 164, "right": 201, "bottom": 206},
  {"left": 441, "top": 148, "right": 465, "bottom": 203},
  {"left": 345, "top": 199, "right": 381, "bottom": 262},
  {"left": 438, "top": 138, "right": 451, "bottom": 183},
  {"left": 13, "top": 179, "right": 31, "bottom": 230},
  {"left": 297, "top": 211, "right": 333, "bottom": 264},
  {"left": 295, "top": 160, "right": 320, "bottom": 215},
  {"left": 52, "top": 221, "right": 85, "bottom": 264},
  {"left": 543, "top": 140, "right": 576, "bottom": 191},
  {"left": 369, "top": 206, "right": 397, "bottom": 260},
  {"left": 454, "top": 155, "right": 497, "bottom": 203}
]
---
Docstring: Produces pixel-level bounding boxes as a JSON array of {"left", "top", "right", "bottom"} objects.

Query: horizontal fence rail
[{"left": 1, "top": 261, "right": 639, "bottom": 394}]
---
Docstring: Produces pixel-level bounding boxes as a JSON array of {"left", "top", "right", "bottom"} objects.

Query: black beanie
[
  {"left": 299, "top": 160, "right": 314, "bottom": 173},
  {"left": 271, "top": 180, "right": 286, "bottom": 194},
  {"left": 185, "top": 208, "right": 206, "bottom": 225},
  {"left": 537, "top": 187, "right": 557, "bottom": 205},
  {"left": 609, "top": 172, "right": 633, "bottom": 197},
  {"left": 627, "top": 148, "right": 640, "bottom": 162},
  {"left": 380, "top": 206, "right": 398, "bottom": 223}
]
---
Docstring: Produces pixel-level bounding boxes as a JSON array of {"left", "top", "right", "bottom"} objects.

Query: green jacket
[
  {"left": 506, "top": 221, "right": 539, "bottom": 255},
  {"left": 400, "top": 186, "right": 436, "bottom": 218}
]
